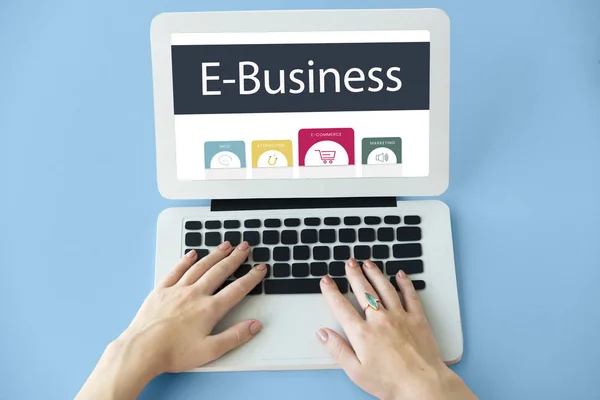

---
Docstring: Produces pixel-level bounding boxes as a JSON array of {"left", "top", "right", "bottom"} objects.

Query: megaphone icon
[{"left": 375, "top": 153, "right": 389, "bottom": 162}]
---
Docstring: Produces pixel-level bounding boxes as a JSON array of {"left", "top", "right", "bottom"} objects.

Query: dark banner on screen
[{"left": 172, "top": 42, "right": 430, "bottom": 115}]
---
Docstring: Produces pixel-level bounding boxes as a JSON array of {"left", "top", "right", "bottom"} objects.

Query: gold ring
[{"left": 362, "top": 292, "right": 383, "bottom": 312}]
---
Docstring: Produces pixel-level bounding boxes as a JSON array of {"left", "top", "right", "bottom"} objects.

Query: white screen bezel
[{"left": 150, "top": 8, "right": 450, "bottom": 199}]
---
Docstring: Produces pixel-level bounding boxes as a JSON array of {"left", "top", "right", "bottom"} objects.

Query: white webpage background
[
  {"left": 172, "top": 30, "right": 430, "bottom": 181},
  {"left": 175, "top": 110, "right": 429, "bottom": 180}
]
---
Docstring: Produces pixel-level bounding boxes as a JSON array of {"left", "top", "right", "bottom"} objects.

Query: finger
[
  {"left": 158, "top": 250, "right": 198, "bottom": 288},
  {"left": 196, "top": 241, "right": 251, "bottom": 294},
  {"left": 178, "top": 242, "right": 233, "bottom": 286},
  {"left": 362, "top": 260, "right": 403, "bottom": 312},
  {"left": 316, "top": 328, "right": 361, "bottom": 372},
  {"left": 205, "top": 320, "right": 262, "bottom": 362},
  {"left": 395, "top": 270, "right": 424, "bottom": 314},
  {"left": 320, "top": 275, "right": 364, "bottom": 331},
  {"left": 345, "top": 259, "right": 383, "bottom": 314},
  {"left": 212, "top": 264, "right": 268, "bottom": 320}
]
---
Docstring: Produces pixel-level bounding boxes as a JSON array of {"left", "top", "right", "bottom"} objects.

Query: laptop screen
[{"left": 170, "top": 30, "right": 430, "bottom": 181}]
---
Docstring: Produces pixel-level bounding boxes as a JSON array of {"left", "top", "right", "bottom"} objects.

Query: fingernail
[
  {"left": 218, "top": 241, "right": 231, "bottom": 250},
  {"left": 316, "top": 329, "right": 328, "bottom": 343},
  {"left": 185, "top": 250, "right": 196, "bottom": 258},
  {"left": 237, "top": 241, "right": 249, "bottom": 250},
  {"left": 322, "top": 275, "right": 333, "bottom": 284},
  {"left": 249, "top": 321, "right": 262, "bottom": 335},
  {"left": 255, "top": 263, "right": 267, "bottom": 271},
  {"left": 398, "top": 270, "right": 406, "bottom": 278},
  {"left": 364, "top": 260, "right": 375, "bottom": 269},
  {"left": 347, "top": 259, "right": 358, "bottom": 268}
]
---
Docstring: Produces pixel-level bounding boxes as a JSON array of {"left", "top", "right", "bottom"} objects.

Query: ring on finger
[{"left": 362, "top": 292, "right": 384, "bottom": 313}]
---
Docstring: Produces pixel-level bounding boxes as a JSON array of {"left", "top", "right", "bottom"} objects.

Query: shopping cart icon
[{"left": 315, "top": 149, "right": 336, "bottom": 164}]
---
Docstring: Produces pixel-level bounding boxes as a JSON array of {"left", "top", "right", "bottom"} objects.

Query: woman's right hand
[{"left": 317, "top": 258, "right": 477, "bottom": 400}]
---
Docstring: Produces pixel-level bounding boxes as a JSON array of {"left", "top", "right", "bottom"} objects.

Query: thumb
[
  {"left": 316, "top": 328, "right": 360, "bottom": 371},
  {"left": 207, "top": 320, "right": 263, "bottom": 361}
]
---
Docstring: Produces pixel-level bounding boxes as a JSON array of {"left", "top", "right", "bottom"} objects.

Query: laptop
[{"left": 150, "top": 8, "right": 463, "bottom": 372}]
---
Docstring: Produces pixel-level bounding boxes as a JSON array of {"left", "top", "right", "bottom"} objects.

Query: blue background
[{"left": 0, "top": 0, "right": 599, "bottom": 399}]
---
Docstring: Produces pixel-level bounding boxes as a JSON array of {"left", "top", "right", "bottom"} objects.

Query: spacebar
[{"left": 264, "top": 278, "right": 348, "bottom": 294}]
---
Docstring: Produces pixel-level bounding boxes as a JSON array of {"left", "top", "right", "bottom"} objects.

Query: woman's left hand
[{"left": 75, "top": 241, "right": 266, "bottom": 400}]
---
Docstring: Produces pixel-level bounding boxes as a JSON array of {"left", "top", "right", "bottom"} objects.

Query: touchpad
[{"left": 256, "top": 294, "right": 338, "bottom": 360}]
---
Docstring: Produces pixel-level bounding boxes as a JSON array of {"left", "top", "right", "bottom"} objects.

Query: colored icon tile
[
  {"left": 251, "top": 140, "right": 293, "bottom": 168},
  {"left": 361, "top": 137, "right": 402, "bottom": 165},
  {"left": 298, "top": 128, "right": 355, "bottom": 167},
  {"left": 204, "top": 141, "right": 246, "bottom": 169}
]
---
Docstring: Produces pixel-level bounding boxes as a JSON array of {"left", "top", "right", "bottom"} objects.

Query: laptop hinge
[{"left": 210, "top": 197, "right": 397, "bottom": 212}]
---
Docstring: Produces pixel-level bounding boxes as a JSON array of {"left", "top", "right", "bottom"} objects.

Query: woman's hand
[
  {"left": 75, "top": 241, "right": 266, "bottom": 400},
  {"left": 317, "top": 259, "right": 477, "bottom": 400}
]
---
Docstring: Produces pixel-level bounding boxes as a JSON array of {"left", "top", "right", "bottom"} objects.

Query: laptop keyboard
[{"left": 183, "top": 214, "right": 425, "bottom": 295}]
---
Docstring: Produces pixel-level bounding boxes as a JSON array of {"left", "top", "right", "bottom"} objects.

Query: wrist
[
  {"left": 386, "top": 366, "right": 477, "bottom": 400},
  {"left": 107, "top": 332, "right": 164, "bottom": 381},
  {"left": 75, "top": 336, "right": 161, "bottom": 400},
  {"left": 97, "top": 335, "right": 162, "bottom": 397},
  {"left": 436, "top": 367, "right": 478, "bottom": 400}
]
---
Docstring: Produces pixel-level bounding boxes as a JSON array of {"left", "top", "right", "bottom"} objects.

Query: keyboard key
[
  {"left": 413, "top": 280, "right": 426, "bottom": 290},
  {"left": 334, "top": 245, "right": 351, "bottom": 261},
  {"left": 364, "top": 216, "right": 381, "bottom": 225},
  {"left": 301, "top": 229, "right": 318, "bottom": 244},
  {"left": 224, "top": 220, "right": 240, "bottom": 229},
  {"left": 313, "top": 246, "right": 330, "bottom": 261},
  {"left": 397, "top": 227, "right": 422, "bottom": 242},
  {"left": 198, "top": 249, "right": 210, "bottom": 259},
  {"left": 386, "top": 260, "right": 424, "bottom": 275},
  {"left": 244, "top": 219, "right": 261, "bottom": 228},
  {"left": 205, "top": 220, "right": 222, "bottom": 229},
  {"left": 372, "top": 245, "right": 389, "bottom": 259},
  {"left": 344, "top": 216, "right": 361, "bottom": 225},
  {"left": 224, "top": 231, "right": 242, "bottom": 247},
  {"left": 319, "top": 229, "right": 336, "bottom": 243},
  {"left": 310, "top": 262, "right": 328, "bottom": 276},
  {"left": 373, "top": 260, "right": 384, "bottom": 271},
  {"left": 243, "top": 231, "right": 260, "bottom": 246},
  {"left": 404, "top": 215, "right": 421, "bottom": 225},
  {"left": 339, "top": 228, "right": 356, "bottom": 243},
  {"left": 185, "top": 248, "right": 209, "bottom": 259},
  {"left": 324, "top": 217, "right": 341, "bottom": 226},
  {"left": 390, "top": 277, "right": 425, "bottom": 291},
  {"left": 273, "top": 263, "right": 291, "bottom": 278},
  {"left": 329, "top": 261, "right": 346, "bottom": 277},
  {"left": 265, "top": 219, "right": 282, "bottom": 228},
  {"left": 263, "top": 230, "right": 280, "bottom": 245},
  {"left": 292, "top": 263, "right": 310, "bottom": 278},
  {"left": 234, "top": 264, "right": 252, "bottom": 278},
  {"left": 377, "top": 227, "right": 395, "bottom": 242},
  {"left": 185, "top": 232, "right": 202, "bottom": 247},
  {"left": 185, "top": 221, "right": 202, "bottom": 230},
  {"left": 384, "top": 215, "right": 401, "bottom": 224},
  {"left": 354, "top": 246, "right": 371, "bottom": 260},
  {"left": 392, "top": 243, "right": 422, "bottom": 259},
  {"left": 293, "top": 246, "right": 310, "bottom": 260},
  {"left": 281, "top": 230, "right": 298, "bottom": 245},
  {"left": 255, "top": 263, "right": 271, "bottom": 278},
  {"left": 284, "top": 218, "right": 301, "bottom": 227},
  {"left": 205, "top": 232, "right": 221, "bottom": 246},
  {"left": 273, "top": 246, "right": 290, "bottom": 261},
  {"left": 265, "top": 278, "right": 348, "bottom": 294},
  {"left": 253, "top": 247, "right": 270, "bottom": 262},
  {"left": 358, "top": 228, "right": 376, "bottom": 242},
  {"left": 304, "top": 217, "right": 321, "bottom": 226},
  {"left": 249, "top": 283, "right": 263, "bottom": 295}
]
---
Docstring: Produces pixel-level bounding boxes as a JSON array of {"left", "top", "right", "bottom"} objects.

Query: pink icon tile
[{"left": 298, "top": 128, "right": 355, "bottom": 167}]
